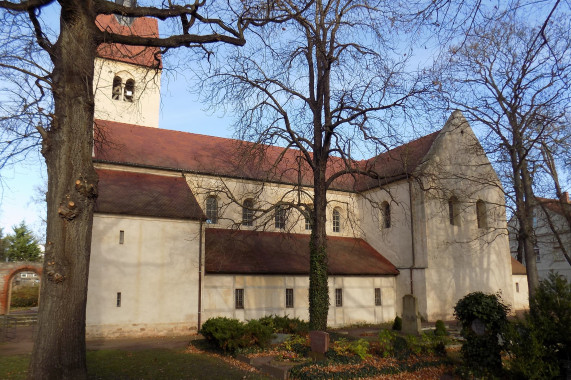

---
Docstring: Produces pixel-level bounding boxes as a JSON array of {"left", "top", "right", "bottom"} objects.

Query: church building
[{"left": 85, "top": 15, "right": 527, "bottom": 338}]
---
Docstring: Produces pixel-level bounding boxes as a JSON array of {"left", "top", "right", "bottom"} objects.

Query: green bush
[
  {"left": 506, "top": 273, "right": 571, "bottom": 379},
  {"left": 199, "top": 317, "right": 272, "bottom": 353},
  {"left": 378, "top": 329, "right": 397, "bottom": 358},
  {"left": 332, "top": 338, "right": 371, "bottom": 360},
  {"left": 392, "top": 316, "right": 402, "bottom": 331},
  {"left": 454, "top": 292, "right": 509, "bottom": 377},
  {"left": 258, "top": 314, "right": 309, "bottom": 334},
  {"left": 282, "top": 334, "right": 310, "bottom": 356},
  {"left": 10, "top": 286, "right": 39, "bottom": 308},
  {"left": 528, "top": 273, "right": 571, "bottom": 362},
  {"left": 434, "top": 320, "right": 447, "bottom": 336},
  {"left": 505, "top": 320, "right": 560, "bottom": 379}
]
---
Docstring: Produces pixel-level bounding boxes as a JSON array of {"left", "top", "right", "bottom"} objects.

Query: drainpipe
[
  {"left": 197, "top": 219, "right": 203, "bottom": 331},
  {"left": 408, "top": 177, "right": 416, "bottom": 295}
]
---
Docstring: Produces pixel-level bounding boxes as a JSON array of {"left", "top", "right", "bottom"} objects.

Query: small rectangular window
[
  {"left": 375, "top": 288, "right": 382, "bottom": 306},
  {"left": 515, "top": 283, "right": 519, "bottom": 293},
  {"left": 235, "top": 289, "right": 244, "bottom": 309},
  {"left": 305, "top": 217, "right": 312, "bottom": 230},
  {"left": 119, "top": 230, "right": 124, "bottom": 244},
  {"left": 535, "top": 246, "right": 540, "bottom": 262},
  {"left": 285, "top": 288, "right": 294, "bottom": 308},
  {"left": 116, "top": 292, "right": 121, "bottom": 307},
  {"left": 335, "top": 288, "right": 343, "bottom": 307}
]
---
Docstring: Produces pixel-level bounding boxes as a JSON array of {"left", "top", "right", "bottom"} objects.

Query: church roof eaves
[
  {"left": 94, "top": 169, "right": 205, "bottom": 220},
  {"left": 94, "top": 119, "right": 441, "bottom": 193},
  {"left": 204, "top": 228, "right": 399, "bottom": 276}
]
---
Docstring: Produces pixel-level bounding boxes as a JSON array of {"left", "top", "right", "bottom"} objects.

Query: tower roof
[{"left": 95, "top": 14, "right": 162, "bottom": 68}]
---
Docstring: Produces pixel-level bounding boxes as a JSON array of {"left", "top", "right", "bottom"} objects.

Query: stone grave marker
[
  {"left": 402, "top": 294, "right": 421, "bottom": 335},
  {"left": 309, "top": 330, "right": 329, "bottom": 360}
]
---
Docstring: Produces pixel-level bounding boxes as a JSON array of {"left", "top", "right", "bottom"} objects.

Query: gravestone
[
  {"left": 309, "top": 330, "right": 329, "bottom": 353},
  {"left": 402, "top": 294, "right": 421, "bottom": 335},
  {"left": 309, "top": 330, "right": 329, "bottom": 361}
]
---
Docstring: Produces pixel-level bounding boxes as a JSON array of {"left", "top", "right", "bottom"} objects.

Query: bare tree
[
  {"left": 435, "top": 5, "right": 571, "bottom": 298},
  {"left": 0, "top": 1, "right": 248, "bottom": 378},
  {"left": 198, "top": 0, "right": 433, "bottom": 330}
]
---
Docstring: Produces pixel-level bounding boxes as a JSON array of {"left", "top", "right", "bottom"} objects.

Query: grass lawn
[{"left": 0, "top": 349, "right": 272, "bottom": 380}]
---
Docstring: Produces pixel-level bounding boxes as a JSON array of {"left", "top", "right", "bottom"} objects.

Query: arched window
[
  {"left": 304, "top": 204, "right": 312, "bottom": 230},
  {"left": 448, "top": 196, "right": 459, "bottom": 226},
  {"left": 124, "top": 79, "right": 135, "bottom": 102},
  {"left": 205, "top": 196, "right": 218, "bottom": 224},
  {"left": 332, "top": 208, "right": 341, "bottom": 233},
  {"left": 112, "top": 76, "right": 123, "bottom": 100},
  {"left": 275, "top": 205, "right": 287, "bottom": 229},
  {"left": 242, "top": 199, "right": 254, "bottom": 227},
  {"left": 476, "top": 200, "right": 487, "bottom": 228},
  {"left": 381, "top": 201, "right": 391, "bottom": 229}
]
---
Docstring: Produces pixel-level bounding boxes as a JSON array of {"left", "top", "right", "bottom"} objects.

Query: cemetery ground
[{"left": 0, "top": 321, "right": 462, "bottom": 379}]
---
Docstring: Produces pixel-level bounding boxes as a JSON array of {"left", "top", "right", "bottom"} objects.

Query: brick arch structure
[{"left": 0, "top": 262, "right": 43, "bottom": 314}]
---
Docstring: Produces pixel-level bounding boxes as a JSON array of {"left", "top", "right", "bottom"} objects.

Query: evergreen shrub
[
  {"left": 434, "top": 320, "right": 447, "bottom": 336},
  {"left": 454, "top": 292, "right": 509, "bottom": 377},
  {"left": 392, "top": 315, "right": 402, "bottom": 331},
  {"left": 506, "top": 273, "right": 571, "bottom": 379},
  {"left": 200, "top": 317, "right": 272, "bottom": 353}
]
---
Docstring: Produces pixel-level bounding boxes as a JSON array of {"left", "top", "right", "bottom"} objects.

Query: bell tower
[{"left": 93, "top": 8, "right": 162, "bottom": 128}]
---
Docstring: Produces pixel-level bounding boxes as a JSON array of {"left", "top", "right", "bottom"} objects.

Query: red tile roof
[
  {"left": 535, "top": 196, "right": 571, "bottom": 216},
  {"left": 95, "top": 169, "right": 204, "bottom": 220},
  {"left": 511, "top": 257, "right": 527, "bottom": 275},
  {"left": 96, "top": 15, "right": 162, "bottom": 68},
  {"left": 94, "top": 120, "right": 440, "bottom": 192},
  {"left": 204, "top": 228, "right": 399, "bottom": 276},
  {"left": 356, "top": 131, "right": 440, "bottom": 190}
]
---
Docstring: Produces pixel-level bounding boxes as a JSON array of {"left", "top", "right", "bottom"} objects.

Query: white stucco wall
[
  {"left": 418, "top": 112, "right": 514, "bottom": 320},
  {"left": 202, "top": 275, "right": 396, "bottom": 327},
  {"left": 93, "top": 57, "right": 161, "bottom": 128},
  {"left": 512, "top": 274, "right": 529, "bottom": 312},
  {"left": 185, "top": 173, "right": 361, "bottom": 237},
  {"left": 87, "top": 214, "right": 201, "bottom": 338}
]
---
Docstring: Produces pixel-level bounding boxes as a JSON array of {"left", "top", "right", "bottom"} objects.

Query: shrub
[
  {"left": 392, "top": 316, "right": 402, "bottom": 331},
  {"left": 506, "top": 273, "right": 571, "bottom": 379},
  {"left": 258, "top": 314, "right": 309, "bottom": 334},
  {"left": 528, "top": 272, "right": 571, "bottom": 362},
  {"left": 10, "top": 286, "right": 39, "bottom": 308},
  {"left": 243, "top": 320, "right": 273, "bottom": 348},
  {"left": 505, "top": 320, "right": 560, "bottom": 379},
  {"left": 378, "top": 329, "right": 397, "bottom": 358},
  {"left": 199, "top": 317, "right": 272, "bottom": 353},
  {"left": 434, "top": 320, "right": 447, "bottom": 336},
  {"left": 454, "top": 292, "right": 509, "bottom": 377},
  {"left": 283, "top": 334, "right": 310, "bottom": 355}
]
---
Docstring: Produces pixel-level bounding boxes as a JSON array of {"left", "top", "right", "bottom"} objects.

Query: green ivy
[{"left": 309, "top": 235, "right": 329, "bottom": 331}]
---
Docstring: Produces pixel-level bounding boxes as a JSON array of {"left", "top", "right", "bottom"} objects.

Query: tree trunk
[
  {"left": 309, "top": 163, "right": 329, "bottom": 331},
  {"left": 520, "top": 159, "right": 540, "bottom": 299},
  {"left": 29, "top": 3, "right": 98, "bottom": 379}
]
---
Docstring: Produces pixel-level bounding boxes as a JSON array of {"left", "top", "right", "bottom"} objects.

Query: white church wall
[
  {"left": 185, "top": 173, "right": 361, "bottom": 237},
  {"left": 202, "top": 275, "right": 396, "bottom": 326},
  {"left": 93, "top": 57, "right": 161, "bottom": 128},
  {"left": 512, "top": 274, "right": 529, "bottom": 312},
  {"left": 418, "top": 113, "right": 515, "bottom": 320},
  {"left": 86, "top": 214, "right": 201, "bottom": 338}
]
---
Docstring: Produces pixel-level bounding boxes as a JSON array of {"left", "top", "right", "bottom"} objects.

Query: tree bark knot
[
  {"left": 58, "top": 197, "right": 80, "bottom": 220},
  {"left": 75, "top": 178, "right": 98, "bottom": 199},
  {"left": 46, "top": 261, "right": 66, "bottom": 283}
]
